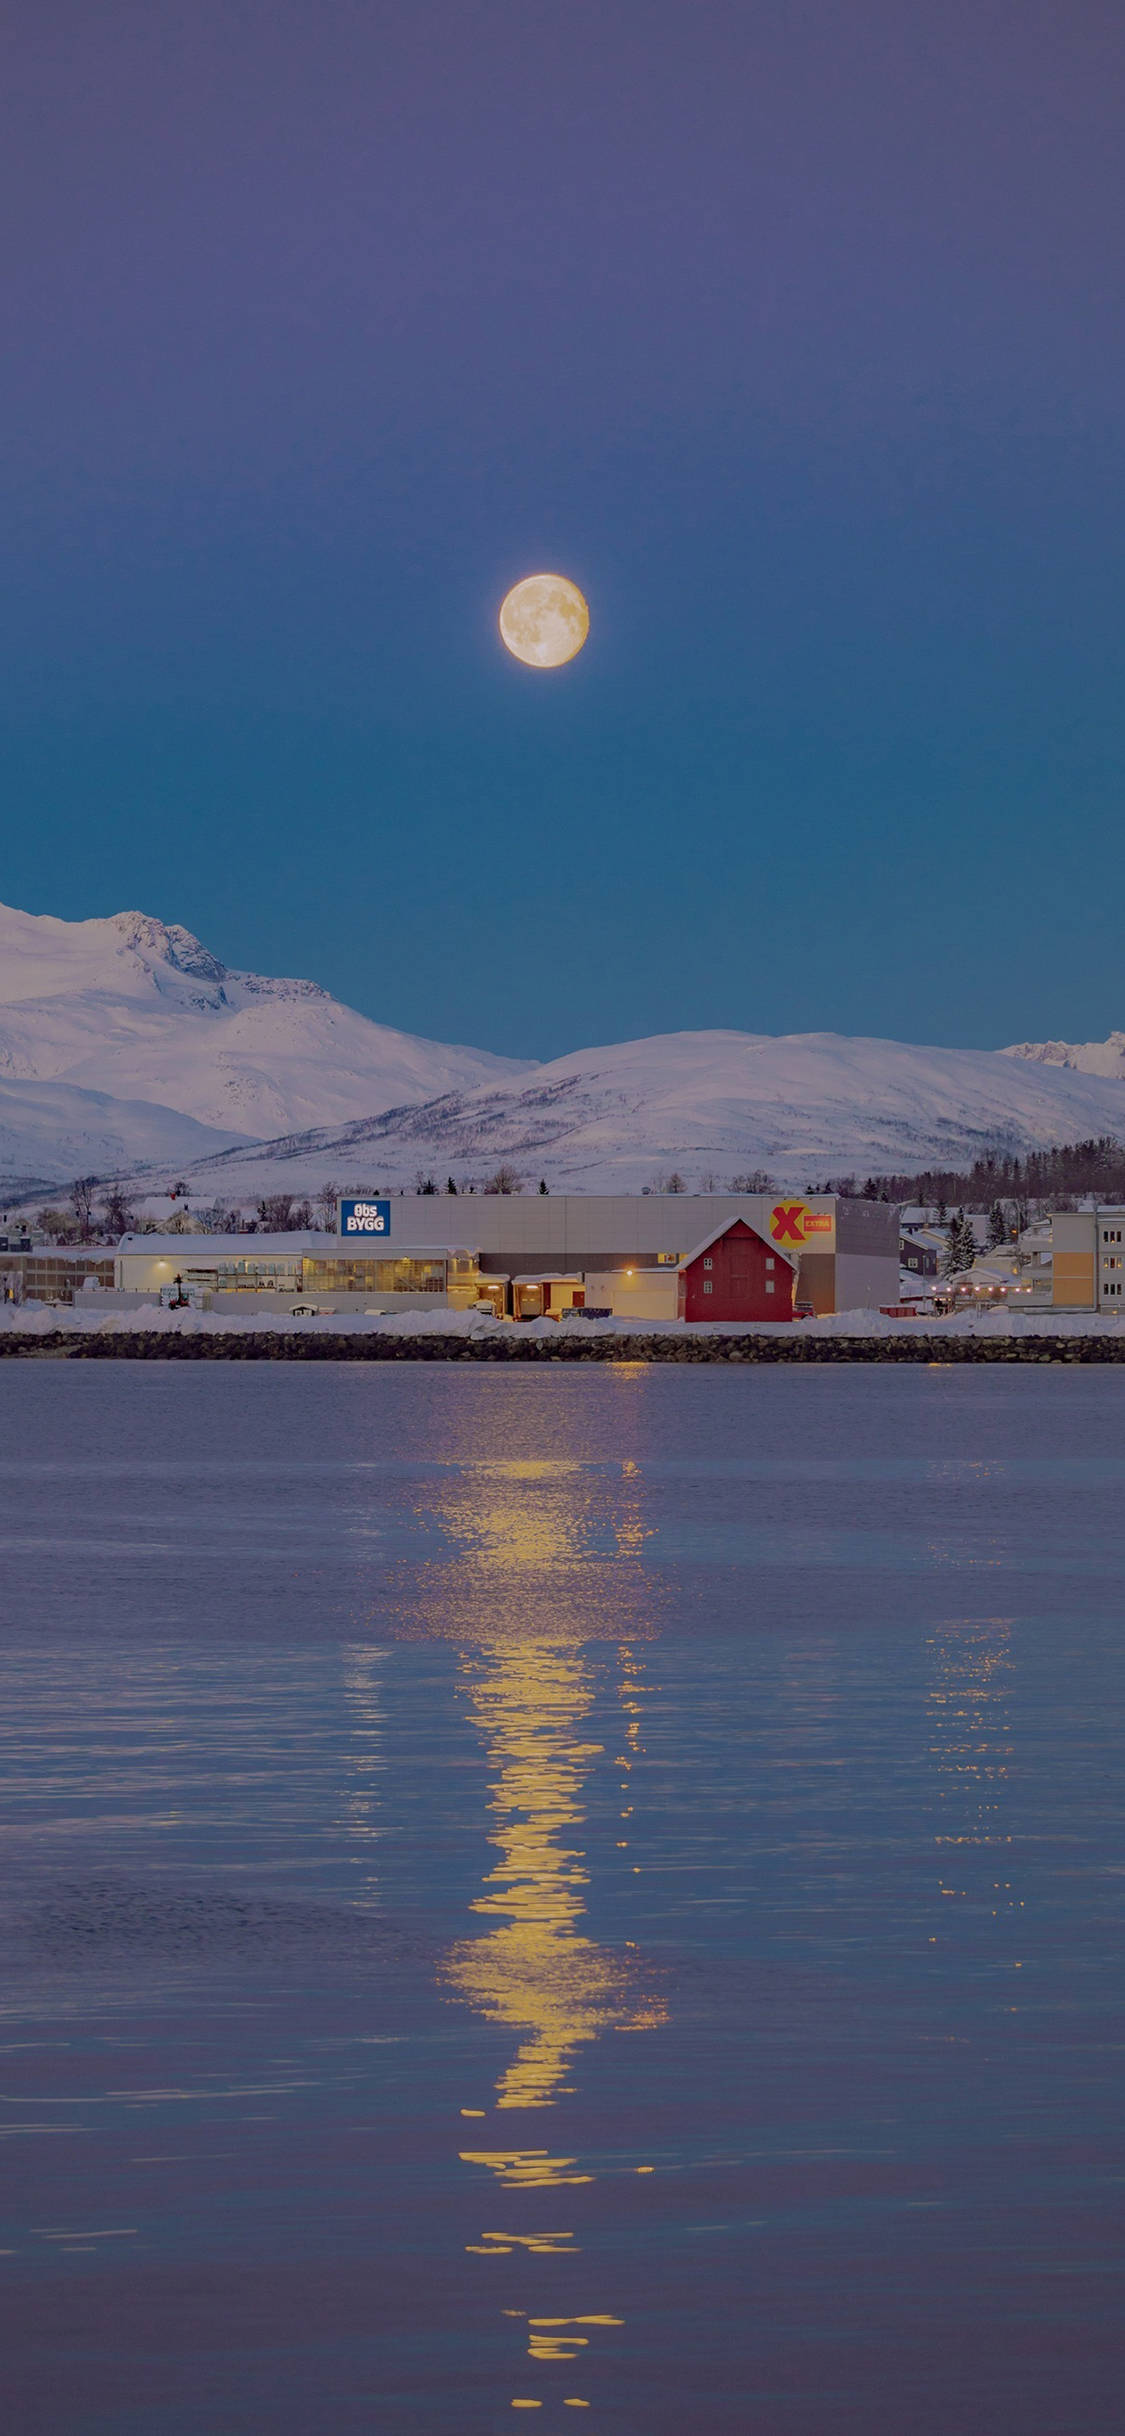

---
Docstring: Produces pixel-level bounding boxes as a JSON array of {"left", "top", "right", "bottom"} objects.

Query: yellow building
[{"left": 1050, "top": 1208, "right": 1125, "bottom": 1311}]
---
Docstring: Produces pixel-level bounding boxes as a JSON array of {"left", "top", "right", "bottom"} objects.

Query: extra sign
[
  {"left": 339, "top": 1198, "right": 391, "bottom": 1237},
  {"left": 769, "top": 1200, "right": 833, "bottom": 1246}
]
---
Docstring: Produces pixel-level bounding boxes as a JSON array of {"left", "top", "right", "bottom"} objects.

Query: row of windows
[
  {"left": 304, "top": 1259, "right": 448, "bottom": 1292},
  {"left": 1103, "top": 1281, "right": 1123, "bottom": 1297},
  {"left": 702, "top": 1253, "right": 776, "bottom": 1271},
  {"left": 702, "top": 1278, "right": 776, "bottom": 1295},
  {"left": 1103, "top": 1228, "right": 1123, "bottom": 1245}
]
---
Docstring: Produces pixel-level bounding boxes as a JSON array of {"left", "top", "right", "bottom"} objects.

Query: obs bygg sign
[{"left": 339, "top": 1198, "right": 391, "bottom": 1237}]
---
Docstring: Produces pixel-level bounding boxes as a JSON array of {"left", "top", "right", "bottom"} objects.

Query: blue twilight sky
[{"left": 2, "top": 0, "right": 1124, "bottom": 1059}]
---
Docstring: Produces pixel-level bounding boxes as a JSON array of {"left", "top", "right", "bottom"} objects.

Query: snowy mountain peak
[
  {"left": 0, "top": 899, "right": 533, "bottom": 1182},
  {"left": 107, "top": 911, "right": 229, "bottom": 990},
  {"left": 1004, "top": 1032, "right": 1125, "bottom": 1082}
]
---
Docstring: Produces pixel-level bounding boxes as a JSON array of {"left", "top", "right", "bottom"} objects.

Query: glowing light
[{"left": 499, "top": 573, "right": 589, "bottom": 668}]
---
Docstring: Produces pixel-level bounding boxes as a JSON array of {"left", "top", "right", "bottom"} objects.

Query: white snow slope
[
  {"left": 0, "top": 1077, "right": 247, "bottom": 1192},
  {"left": 1004, "top": 1030, "right": 1125, "bottom": 1082},
  {"left": 0, "top": 902, "right": 532, "bottom": 1181},
  {"left": 151, "top": 1026, "right": 1125, "bottom": 1200},
  {"left": 5, "top": 901, "right": 1125, "bottom": 1196}
]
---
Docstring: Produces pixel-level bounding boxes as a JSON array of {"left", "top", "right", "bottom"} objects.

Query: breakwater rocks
[{"left": 1, "top": 1328, "right": 1123, "bottom": 1364}]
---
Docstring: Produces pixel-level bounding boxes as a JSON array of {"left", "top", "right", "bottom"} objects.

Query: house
[
  {"left": 677, "top": 1215, "right": 797, "bottom": 1323},
  {"left": 899, "top": 1225, "right": 949, "bottom": 1280}
]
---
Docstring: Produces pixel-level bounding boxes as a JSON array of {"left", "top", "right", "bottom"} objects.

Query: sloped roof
[{"left": 679, "top": 1215, "right": 798, "bottom": 1274}]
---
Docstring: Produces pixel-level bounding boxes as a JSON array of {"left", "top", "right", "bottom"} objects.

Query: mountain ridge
[
  {"left": 3, "top": 899, "right": 1124, "bottom": 1195},
  {"left": 0, "top": 901, "right": 533, "bottom": 1175}
]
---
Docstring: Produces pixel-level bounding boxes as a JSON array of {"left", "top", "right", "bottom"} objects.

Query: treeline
[{"left": 824, "top": 1136, "right": 1125, "bottom": 1211}]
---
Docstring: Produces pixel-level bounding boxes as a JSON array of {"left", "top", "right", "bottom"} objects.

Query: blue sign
[{"left": 339, "top": 1197, "right": 391, "bottom": 1238}]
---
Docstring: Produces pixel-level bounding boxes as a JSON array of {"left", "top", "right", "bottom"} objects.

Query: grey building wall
[
  {"left": 342, "top": 1193, "right": 840, "bottom": 1261},
  {"left": 834, "top": 1250, "right": 901, "bottom": 1312},
  {"left": 834, "top": 1199, "right": 899, "bottom": 1257}
]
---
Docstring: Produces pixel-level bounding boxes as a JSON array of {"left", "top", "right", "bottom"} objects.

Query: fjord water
[{"left": 1, "top": 1365, "right": 1122, "bottom": 2435}]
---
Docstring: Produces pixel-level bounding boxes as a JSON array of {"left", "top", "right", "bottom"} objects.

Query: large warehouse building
[{"left": 103, "top": 1194, "right": 898, "bottom": 1317}]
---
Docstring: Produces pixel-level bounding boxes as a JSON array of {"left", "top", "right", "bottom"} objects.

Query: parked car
[{"left": 289, "top": 1302, "right": 336, "bottom": 1317}]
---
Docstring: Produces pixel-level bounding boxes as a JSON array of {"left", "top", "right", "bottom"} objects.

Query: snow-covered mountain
[
  {"left": 0, "top": 1077, "right": 248, "bottom": 1196},
  {"left": 143, "top": 1026, "right": 1125, "bottom": 1200},
  {"left": 0, "top": 902, "right": 532, "bottom": 1178},
  {"left": 6, "top": 901, "right": 1125, "bottom": 1199},
  {"left": 1004, "top": 1031, "right": 1125, "bottom": 1082}
]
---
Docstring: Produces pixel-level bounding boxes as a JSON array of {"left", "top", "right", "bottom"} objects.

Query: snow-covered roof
[
  {"left": 678, "top": 1216, "right": 798, "bottom": 1273},
  {"left": 116, "top": 1232, "right": 481, "bottom": 1258}
]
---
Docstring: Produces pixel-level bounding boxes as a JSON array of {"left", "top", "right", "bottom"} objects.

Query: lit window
[{"left": 703, "top": 1279, "right": 712, "bottom": 1294}]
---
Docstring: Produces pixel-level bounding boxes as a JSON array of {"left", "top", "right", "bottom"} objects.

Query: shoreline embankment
[{"left": 3, "top": 1328, "right": 1124, "bottom": 1364}]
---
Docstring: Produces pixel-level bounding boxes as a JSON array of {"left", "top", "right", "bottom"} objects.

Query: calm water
[{"left": 1, "top": 1361, "right": 1123, "bottom": 2435}]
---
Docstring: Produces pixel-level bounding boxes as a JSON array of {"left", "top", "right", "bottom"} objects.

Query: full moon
[{"left": 498, "top": 572, "right": 589, "bottom": 668}]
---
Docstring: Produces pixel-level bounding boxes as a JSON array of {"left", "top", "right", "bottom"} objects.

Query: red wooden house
[{"left": 677, "top": 1215, "right": 797, "bottom": 1323}]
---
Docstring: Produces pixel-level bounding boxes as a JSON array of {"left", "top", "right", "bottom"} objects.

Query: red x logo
[{"left": 770, "top": 1202, "right": 806, "bottom": 1245}]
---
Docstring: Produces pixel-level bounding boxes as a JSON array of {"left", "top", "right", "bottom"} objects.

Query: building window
[
  {"left": 765, "top": 1279, "right": 774, "bottom": 1293},
  {"left": 703, "top": 1256, "right": 713, "bottom": 1270},
  {"left": 702, "top": 1279, "right": 712, "bottom": 1294},
  {"left": 765, "top": 1256, "right": 774, "bottom": 1271}
]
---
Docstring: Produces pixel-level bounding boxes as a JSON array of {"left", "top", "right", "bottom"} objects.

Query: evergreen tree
[
  {"left": 987, "top": 1200, "right": 1007, "bottom": 1251},
  {"left": 943, "top": 1209, "right": 969, "bottom": 1277}
]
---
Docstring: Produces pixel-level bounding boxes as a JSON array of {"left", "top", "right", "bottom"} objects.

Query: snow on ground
[{"left": 6, "top": 1302, "right": 1125, "bottom": 1342}]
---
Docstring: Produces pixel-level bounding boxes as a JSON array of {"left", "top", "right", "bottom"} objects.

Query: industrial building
[
  {"left": 93, "top": 1194, "right": 896, "bottom": 1317},
  {"left": 110, "top": 1235, "right": 486, "bottom": 1314},
  {"left": 1, "top": 1248, "right": 115, "bottom": 1305},
  {"left": 329, "top": 1191, "right": 896, "bottom": 1315}
]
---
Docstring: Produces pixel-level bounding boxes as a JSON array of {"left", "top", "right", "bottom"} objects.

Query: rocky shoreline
[{"left": 2, "top": 1328, "right": 1123, "bottom": 1364}]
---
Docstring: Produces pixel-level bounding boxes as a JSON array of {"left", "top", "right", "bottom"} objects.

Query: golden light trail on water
[{"left": 348, "top": 1417, "right": 667, "bottom": 2416}]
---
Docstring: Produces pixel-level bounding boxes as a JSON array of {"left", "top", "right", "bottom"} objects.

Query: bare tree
[
  {"left": 315, "top": 1181, "right": 339, "bottom": 1231},
  {"left": 199, "top": 1203, "right": 244, "bottom": 1234},
  {"left": 729, "top": 1170, "right": 773, "bottom": 1193},
  {"left": 483, "top": 1164, "right": 522, "bottom": 1195},
  {"left": 70, "top": 1177, "right": 98, "bottom": 1241},
  {"left": 257, "top": 1193, "right": 300, "bottom": 1230},
  {"left": 99, "top": 1187, "right": 136, "bottom": 1239},
  {"left": 37, "top": 1204, "right": 77, "bottom": 1243}
]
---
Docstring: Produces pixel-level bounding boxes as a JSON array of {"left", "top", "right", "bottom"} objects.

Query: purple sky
[{"left": 3, "top": 2, "right": 1124, "bottom": 1053}]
